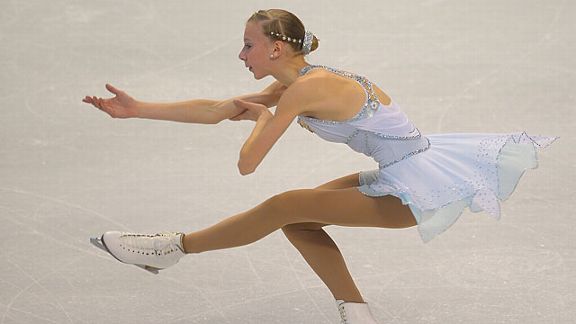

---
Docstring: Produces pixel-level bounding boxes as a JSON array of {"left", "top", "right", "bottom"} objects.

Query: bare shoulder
[{"left": 277, "top": 72, "right": 328, "bottom": 114}]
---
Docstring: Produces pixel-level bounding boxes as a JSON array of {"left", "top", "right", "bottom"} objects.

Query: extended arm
[
  {"left": 83, "top": 81, "right": 286, "bottom": 124},
  {"left": 136, "top": 82, "right": 285, "bottom": 124}
]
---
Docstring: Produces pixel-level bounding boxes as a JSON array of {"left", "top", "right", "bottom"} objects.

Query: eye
[{"left": 244, "top": 44, "right": 252, "bottom": 49}]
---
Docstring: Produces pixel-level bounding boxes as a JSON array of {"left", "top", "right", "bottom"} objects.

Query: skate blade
[
  {"left": 90, "top": 236, "right": 160, "bottom": 275},
  {"left": 90, "top": 236, "right": 108, "bottom": 253},
  {"left": 137, "top": 264, "right": 160, "bottom": 274}
]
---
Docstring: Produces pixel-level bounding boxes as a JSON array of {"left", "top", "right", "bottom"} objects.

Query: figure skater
[{"left": 82, "top": 9, "right": 558, "bottom": 324}]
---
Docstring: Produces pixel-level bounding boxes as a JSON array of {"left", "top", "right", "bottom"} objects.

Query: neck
[{"left": 271, "top": 57, "right": 310, "bottom": 86}]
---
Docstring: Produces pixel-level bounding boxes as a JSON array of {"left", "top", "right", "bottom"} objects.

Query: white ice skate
[
  {"left": 90, "top": 231, "right": 186, "bottom": 274},
  {"left": 336, "top": 299, "right": 379, "bottom": 324}
]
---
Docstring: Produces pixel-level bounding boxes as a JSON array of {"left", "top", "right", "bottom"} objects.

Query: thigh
[
  {"left": 273, "top": 188, "right": 417, "bottom": 229},
  {"left": 285, "top": 172, "right": 361, "bottom": 231},
  {"left": 314, "top": 172, "right": 360, "bottom": 190}
]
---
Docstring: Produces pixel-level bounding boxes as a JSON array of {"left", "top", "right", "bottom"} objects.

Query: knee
[
  {"left": 266, "top": 189, "right": 312, "bottom": 213},
  {"left": 281, "top": 222, "right": 327, "bottom": 237},
  {"left": 281, "top": 225, "right": 304, "bottom": 241},
  {"left": 266, "top": 189, "right": 320, "bottom": 228},
  {"left": 259, "top": 190, "right": 301, "bottom": 226}
]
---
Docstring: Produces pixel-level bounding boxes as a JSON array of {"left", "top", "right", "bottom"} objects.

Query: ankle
[
  {"left": 335, "top": 299, "right": 378, "bottom": 324},
  {"left": 181, "top": 233, "right": 197, "bottom": 254},
  {"left": 335, "top": 296, "right": 365, "bottom": 303}
]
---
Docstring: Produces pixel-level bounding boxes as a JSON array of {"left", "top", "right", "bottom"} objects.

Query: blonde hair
[{"left": 247, "top": 9, "right": 319, "bottom": 55}]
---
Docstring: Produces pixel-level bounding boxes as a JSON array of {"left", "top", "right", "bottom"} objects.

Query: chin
[
  {"left": 249, "top": 68, "right": 270, "bottom": 80},
  {"left": 252, "top": 72, "right": 266, "bottom": 80}
]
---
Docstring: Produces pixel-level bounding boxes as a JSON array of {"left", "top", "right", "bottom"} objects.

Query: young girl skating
[{"left": 83, "top": 9, "right": 558, "bottom": 323}]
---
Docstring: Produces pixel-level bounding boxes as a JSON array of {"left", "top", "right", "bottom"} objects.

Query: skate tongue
[{"left": 153, "top": 235, "right": 172, "bottom": 251}]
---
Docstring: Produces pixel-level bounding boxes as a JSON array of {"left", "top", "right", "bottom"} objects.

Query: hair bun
[{"left": 310, "top": 35, "right": 319, "bottom": 52}]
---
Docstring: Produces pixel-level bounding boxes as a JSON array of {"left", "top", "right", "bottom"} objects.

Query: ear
[{"left": 271, "top": 40, "right": 284, "bottom": 56}]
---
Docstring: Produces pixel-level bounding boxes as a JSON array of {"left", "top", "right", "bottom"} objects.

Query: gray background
[{"left": 1, "top": 0, "right": 574, "bottom": 323}]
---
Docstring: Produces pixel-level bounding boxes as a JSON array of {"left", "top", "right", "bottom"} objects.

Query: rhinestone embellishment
[
  {"left": 298, "top": 65, "right": 381, "bottom": 124},
  {"left": 378, "top": 137, "right": 431, "bottom": 169},
  {"left": 297, "top": 116, "right": 314, "bottom": 133}
]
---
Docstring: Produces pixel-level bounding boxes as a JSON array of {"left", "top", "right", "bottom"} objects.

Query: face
[{"left": 238, "top": 21, "right": 274, "bottom": 79}]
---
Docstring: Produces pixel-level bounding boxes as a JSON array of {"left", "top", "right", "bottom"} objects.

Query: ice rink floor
[{"left": 1, "top": 0, "right": 574, "bottom": 323}]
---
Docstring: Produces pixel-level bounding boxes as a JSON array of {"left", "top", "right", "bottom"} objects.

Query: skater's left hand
[{"left": 229, "top": 100, "right": 273, "bottom": 121}]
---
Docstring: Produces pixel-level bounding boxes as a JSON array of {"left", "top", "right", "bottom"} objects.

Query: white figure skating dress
[{"left": 296, "top": 65, "right": 558, "bottom": 243}]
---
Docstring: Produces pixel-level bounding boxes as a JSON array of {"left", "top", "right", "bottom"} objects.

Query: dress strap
[{"left": 298, "top": 65, "right": 380, "bottom": 111}]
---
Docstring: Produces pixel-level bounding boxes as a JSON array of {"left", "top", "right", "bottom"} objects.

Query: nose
[{"left": 238, "top": 49, "right": 245, "bottom": 61}]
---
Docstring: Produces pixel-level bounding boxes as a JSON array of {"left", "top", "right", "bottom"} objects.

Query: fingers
[
  {"left": 92, "top": 97, "right": 101, "bottom": 109},
  {"left": 228, "top": 108, "right": 251, "bottom": 121},
  {"left": 82, "top": 95, "right": 105, "bottom": 110},
  {"left": 233, "top": 99, "right": 264, "bottom": 110},
  {"left": 82, "top": 96, "right": 96, "bottom": 106},
  {"left": 81, "top": 84, "right": 120, "bottom": 108},
  {"left": 228, "top": 112, "right": 243, "bottom": 121},
  {"left": 105, "top": 83, "right": 121, "bottom": 95},
  {"left": 230, "top": 109, "right": 246, "bottom": 118},
  {"left": 234, "top": 99, "right": 253, "bottom": 107}
]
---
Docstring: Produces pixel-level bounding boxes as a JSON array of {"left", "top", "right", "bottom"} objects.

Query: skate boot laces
[
  {"left": 337, "top": 300, "right": 348, "bottom": 324},
  {"left": 335, "top": 299, "right": 379, "bottom": 324},
  {"left": 120, "top": 232, "right": 184, "bottom": 256}
]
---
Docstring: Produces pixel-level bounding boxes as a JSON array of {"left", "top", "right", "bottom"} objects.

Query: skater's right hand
[{"left": 82, "top": 84, "right": 139, "bottom": 119}]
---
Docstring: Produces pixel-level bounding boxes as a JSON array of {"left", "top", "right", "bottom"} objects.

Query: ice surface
[{"left": 0, "top": 0, "right": 573, "bottom": 323}]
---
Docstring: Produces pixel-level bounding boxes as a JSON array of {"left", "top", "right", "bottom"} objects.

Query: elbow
[
  {"left": 237, "top": 159, "right": 255, "bottom": 176},
  {"left": 239, "top": 168, "right": 254, "bottom": 176}
]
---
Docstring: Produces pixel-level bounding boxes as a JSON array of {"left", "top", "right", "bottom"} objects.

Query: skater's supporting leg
[
  {"left": 282, "top": 223, "right": 365, "bottom": 303},
  {"left": 281, "top": 173, "right": 366, "bottom": 303}
]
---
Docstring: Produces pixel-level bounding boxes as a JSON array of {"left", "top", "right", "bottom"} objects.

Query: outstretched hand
[
  {"left": 228, "top": 99, "right": 273, "bottom": 122},
  {"left": 82, "top": 84, "right": 138, "bottom": 119}
]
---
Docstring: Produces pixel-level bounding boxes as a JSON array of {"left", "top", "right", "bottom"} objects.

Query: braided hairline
[
  {"left": 251, "top": 10, "right": 305, "bottom": 50},
  {"left": 268, "top": 31, "right": 303, "bottom": 45}
]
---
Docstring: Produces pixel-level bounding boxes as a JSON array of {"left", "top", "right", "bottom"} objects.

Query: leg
[
  {"left": 281, "top": 173, "right": 365, "bottom": 302},
  {"left": 282, "top": 222, "right": 367, "bottom": 302},
  {"left": 182, "top": 175, "right": 416, "bottom": 253}
]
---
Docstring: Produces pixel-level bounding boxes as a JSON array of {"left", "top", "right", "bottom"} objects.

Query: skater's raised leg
[{"left": 182, "top": 183, "right": 416, "bottom": 254}]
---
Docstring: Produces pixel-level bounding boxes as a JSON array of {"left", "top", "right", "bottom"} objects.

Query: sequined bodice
[{"left": 296, "top": 65, "right": 430, "bottom": 169}]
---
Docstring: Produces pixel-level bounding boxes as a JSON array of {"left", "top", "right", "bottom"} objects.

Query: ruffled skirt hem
[{"left": 357, "top": 131, "right": 558, "bottom": 243}]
